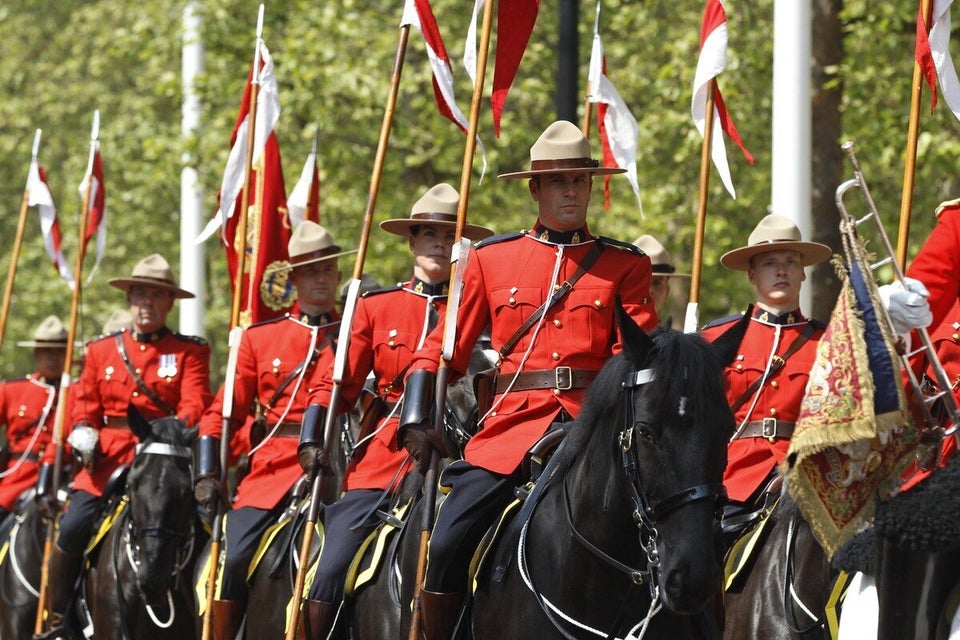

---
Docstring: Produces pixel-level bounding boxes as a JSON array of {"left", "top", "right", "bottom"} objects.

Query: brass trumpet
[{"left": 835, "top": 141, "right": 959, "bottom": 466}]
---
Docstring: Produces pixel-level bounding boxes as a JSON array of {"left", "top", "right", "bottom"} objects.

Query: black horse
[
  {"left": 390, "top": 307, "right": 737, "bottom": 639},
  {"left": 81, "top": 407, "right": 202, "bottom": 640},
  {"left": 722, "top": 490, "right": 833, "bottom": 639},
  {"left": 0, "top": 492, "right": 47, "bottom": 639}
]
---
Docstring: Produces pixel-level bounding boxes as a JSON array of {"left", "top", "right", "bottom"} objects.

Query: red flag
[
  {"left": 79, "top": 148, "right": 106, "bottom": 279},
  {"left": 492, "top": 0, "right": 539, "bottom": 137},
  {"left": 691, "top": 0, "right": 753, "bottom": 199},
  {"left": 231, "top": 135, "right": 293, "bottom": 326},
  {"left": 27, "top": 162, "right": 74, "bottom": 288},
  {"left": 914, "top": 0, "right": 960, "bottom": 120}
]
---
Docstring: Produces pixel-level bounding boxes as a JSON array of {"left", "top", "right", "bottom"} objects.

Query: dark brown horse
[{"left": 0, "top": 492, "right": 47, "bottom": 639}]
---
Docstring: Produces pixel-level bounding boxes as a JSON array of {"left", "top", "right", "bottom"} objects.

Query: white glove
[{"left": 878, "top": 277, "right": 932, "bottom": 334}]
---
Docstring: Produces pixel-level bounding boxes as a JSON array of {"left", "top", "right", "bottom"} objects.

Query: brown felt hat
[
  {"left": 17, "top": 315, "right": 69, "bottom": 348},
  {"left": 720, "top": 214, "right": 832, "bottom": 271},
  {"left": 633, "top": 235, "right": 691, "bottom": 278},
  {"left": 108, "top": 254, "right": 194, "bottom": 299},
  {"left": 498, "top": 120, "right": 626, "bottom": 180},
  {"left": 264, "top": 221, "right": 357, "bottom": 275},
  {"left": 379, "top": 183, "right": 494, "bottom": 241}
]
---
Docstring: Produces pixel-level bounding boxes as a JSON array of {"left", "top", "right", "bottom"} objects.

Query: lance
[
  {"left": 0, "top": 129, "right": 43, "bottom": 361},
  {"left": 200, "top": 326, "right": 243, "bottom": 640},
  {"left": 308, "top": 126, "right": 320, "bottom": 223},
  {"left": 407, "top": 0, "right": 496, "bottom": 638},
  {"left": 285, "top": 15, "right": 413, "bottom": 640},
  {"left": 35, "top": 110, "right": 100, "bottom": 635},
  {"left": 580, "top": 1, "right": 602, "bottom": 137},
  {"left": 229, "top": 4, "right": 265, "bottom": 330},
  {"left": 685, "top": 79, "right": 717, "bottom": 334},
  {"left": 896, "top": 0, "right": 935, "bottom": 267}
]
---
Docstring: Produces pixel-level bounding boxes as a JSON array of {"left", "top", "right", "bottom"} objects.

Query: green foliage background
[{"left": 0, "top": 0, "right": 957, "bottom": 382}]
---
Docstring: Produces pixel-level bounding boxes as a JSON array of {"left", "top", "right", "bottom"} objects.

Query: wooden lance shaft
[{"left": 685, "top": 80, "right": 717, "bottom": 334}]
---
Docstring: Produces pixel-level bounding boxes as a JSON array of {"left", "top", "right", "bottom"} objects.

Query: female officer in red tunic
[
  {"left": 397, "top": 121, "right": 659, "bottom": 640},
  {"left": 292, "top": 184, "right": 493, "bottom": 638},
  {"left": 38, "top": 254, "right": 211, "bottom": 638},
  {"left": 0, "top": 316, "right": 71, "bottom": 522},
  {"left": 699, "top": 215, "right": 831, "bottom": 511},
  {"left": 193, "top": 221, "right": 354, "bottom": 640}
]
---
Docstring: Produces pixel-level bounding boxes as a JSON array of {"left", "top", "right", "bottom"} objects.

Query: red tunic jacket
[
  {"left": 200, "top": 313, "right": 337, "bottom": 510},
  {"left": 70, "top": 328, "right": 211, "bottom": 497},
  {"left": 701, "top": 309, "right": 824, "bottom": 503},
  {"left": 0, "top": 374, "right": 68, "bottom": 509},
  {"left": 310, "top": 279, "right": 446, "bottom": 491},
  {"left": 407, "top": 228, "right": 658, "bottom": 475}
]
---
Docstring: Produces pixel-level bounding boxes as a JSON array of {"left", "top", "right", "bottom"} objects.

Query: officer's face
[
  {"left": 529, "top": 172, "right": 592, "bottom": 231},
  {"left": 291, "top": 259, "right": 341, "bottom": 313},
  {"left": 649, "top": 275, "right": 671, "bottom": 311},
  {"left": 748, "top": 250, "right": 805, "bottom": 311},
  {"left": 410, "top": 225, "right": 455, "bottom": 283},
  {"left": 34, "top": 347, "right": 66, "bottom": 380},
  {"left": 127, "top": 285, "right": 175, "bottom": 334}
]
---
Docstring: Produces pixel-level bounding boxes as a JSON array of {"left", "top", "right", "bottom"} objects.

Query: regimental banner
[{"left": 785, "top": 256, "right": 919, "bottom": 559}]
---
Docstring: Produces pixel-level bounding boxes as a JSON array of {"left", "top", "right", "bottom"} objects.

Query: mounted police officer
[
  {"left": 293, "top": 183, "right": 494, "bottom": 639},
  {"left": 0, "top": 316, "right": 70, "bottom": 524},
  {"left": 397, "top": 120, "right": 660, "bottom": 640},
  {"left": 37, "top": 254, "right": 211, "bottom": 639},
  {"left": 632, "top": 234, "right": 691, "bottom": 327},
  {"left": 699, "top": 215, "right": 831, "bottom": 541},
  {"left": 193, "top": 221, "right": 353, "bottom": 640}
]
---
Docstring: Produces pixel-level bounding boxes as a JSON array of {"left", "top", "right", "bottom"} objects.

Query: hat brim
[
  {"left": 498, "top": 166, "right": 627, "bottom": 180},
  {"left": 379, "top": 219, "right": 495, "bottom": 240},
  {"left": 108, "top": 277, "right": 195, "bottom": 299},
  {"left": 654, "top": 272, "right": 692, "bottom": 279},
  {"left": 720, "top": 241, "right": 833, "bottom": 271},
  {"left": 15, "top": 340, "right": 73, "bottom": 348},
  {"left": 263, "top": 249, "right": 359, "bottom": 276}
]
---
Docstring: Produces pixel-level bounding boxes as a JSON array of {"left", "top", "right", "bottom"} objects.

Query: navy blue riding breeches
[
  {"left": 220, "top": 505, "right": 278, "bottom": 601},
  {"left": 57, "top": 490, "right": 103, "bottom": 555},
  {"left": 424, "top": 461, "right": 517, "bottom": 593},
  {"left": 306, "top": 488, "right": 389, "bottom": 603}
]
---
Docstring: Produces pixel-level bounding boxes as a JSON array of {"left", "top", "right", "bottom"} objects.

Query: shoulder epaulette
[
  {"left": 936, "top": 197, "right": 960, "bottom": 218},
  {"left": 361, "top": 285, "right": 403, "bottom": 298},
  {"left": 247, "top": 315, "right": 289, "bottom": 330},
  {"left": 86, "top": 332, "right": 116, "bottom": 347},
  {"left": 808, "top": 318, "right": 827, "bottom": 330},
  {"left": 703, "top": 312, "right": 746, "bottom": 330},
  {"left": 596, "top": 236, "right": 643, "bottom": 256},
  {"left": 173, "top": 332, "right": 209, "bottom": 346},
  {"left": 476, "top": 231, "right": 524, "bottom": 249}
]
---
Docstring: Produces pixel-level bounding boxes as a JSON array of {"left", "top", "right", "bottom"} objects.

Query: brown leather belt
[
  {"left": 495, "top": 367, "right": 597, "bottom": 394},
  {"left": 103, "top": 416, "right": 130, "bottom": 429},
  {"left": 734, "top": 418, "right": 795, "bottom": 442},
  {"left": 274, "top": 422, "right": 302, "bottom": 438},
  {"left": 8, "top": 450, "right": 40, "bottom": 462}
]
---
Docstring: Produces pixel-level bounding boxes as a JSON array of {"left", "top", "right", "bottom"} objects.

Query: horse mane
[
  {"left": 551, "top": 328, "right": 729, "bottom": 476},
  {"left": 144, "top": 416, "right": 191, "bottom": 445}
]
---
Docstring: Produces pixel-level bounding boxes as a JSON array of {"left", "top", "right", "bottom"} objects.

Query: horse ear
[
  {"left": 126, "top": 404, "right": 151, "bottom": 442},
  {"left": 184, "top": 425, "right": 200, "bottom": 446},
  {"left": 615, "top": 295, "right": 655, "bottom": 362},
  {"left": 710, "top": 304, "right": 753, "bottom": 368}
]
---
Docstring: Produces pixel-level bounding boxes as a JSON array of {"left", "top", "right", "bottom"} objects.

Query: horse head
[
  {"left": 612, "top": 300, "right": 736, "bottom": 614},
  {"left": 125, "top": 404, "right": 197, "bottom": 605}
]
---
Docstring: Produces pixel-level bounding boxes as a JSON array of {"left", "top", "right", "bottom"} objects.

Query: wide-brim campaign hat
[
  {"left": 633, "top": 235, "right": 691, "bottom": 278},
  {"left": 108, "top": 254, "right": 195, "bottom": 299},
  {"left": 380, "top": 183, "right": 495, "bottom": 241},
  {"left": 498, "top": 120, "right": 627, "bottom": 180},
  {"left": 720, "top": 214, "right": 832, "bottom": 271},
  {"left": 264, "top": 221, "right": 357, "bottom": 275},
  {"left": 17, "top": 315, "right": 70, "bottom": 348}
]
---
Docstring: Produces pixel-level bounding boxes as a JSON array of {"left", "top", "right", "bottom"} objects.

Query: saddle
[{"left": 721, "top": 474, "right": 783, "bottom": 591}]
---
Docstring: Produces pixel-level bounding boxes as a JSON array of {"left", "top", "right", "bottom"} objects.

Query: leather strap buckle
[
  {"left": 762, "top": 417, "right": 778, "bottom": 442},
  {"left": 555, "top": 366, "right": 573, "bottom": 391}
]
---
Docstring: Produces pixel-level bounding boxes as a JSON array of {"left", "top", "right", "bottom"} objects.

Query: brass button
[
  {"left": 769, "top": 407, "right": 777, "bottom": 416},
  {"left": 594, "top": 299, "right": 602, "bottom": 308},
  {"left": 770, "top": 380, "right": 779, "bottom": 389},
  {"left": 42, "top": 426, "right": 48, "bottom": 432},
  {"left": 551, "top": 352, "right": 560, "bottom": 360},
  {"left": 132, "top": 391, "right": 140, "bottom": 398},
  {"left": 552, "top": 388, "right": 561, "bottom": 396},
  {"left": 508, "top": 297, "right": 516, "bottom": 305},
  {"left": 135, "top": 368, "right": 142, "bottom": 374},
  {"left": 139, "top": 345, "right": 146, "bottom": 352},
  {"left": 490, "top": 411, "right": 497, "bottom": 417},
  {"left": 954, "top": 333, "right": 959, "bottom": 341},
  {"left": 388, "top": 340, "right": 396, "bottom": 347},
  {"left": 553, "top": 319, "right": 562, "bottom": 328},
  {"left": 735, "top": 364, "right": 743, "bottom": 371},
  {"left": 554, "top": 284, "right": 561, "bottom": 291}
]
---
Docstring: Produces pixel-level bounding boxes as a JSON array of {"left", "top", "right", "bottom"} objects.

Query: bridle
[
  {"left": 518, "top": 365, "right": 726, "bottom": 640},
  {"left": 112, "top": 440, "right": 195, "bottom": 637}
]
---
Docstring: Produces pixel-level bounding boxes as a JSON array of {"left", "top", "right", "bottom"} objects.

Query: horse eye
[{"left": 635, "top": 423, "right": 655, "bottom": 442}]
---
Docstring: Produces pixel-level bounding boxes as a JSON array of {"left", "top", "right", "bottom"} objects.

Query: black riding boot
[
  {"left": 295, "top": 599, "right": 338, "bottom": 640},
  {"left": 33, "top": 546, "right": 83, "bottom": 639},
  {"left": 210, "top": 599, "right": 245, "bottom": 640},
  {"left": 419, "top": 590, "right": 465, "bottom": 640}
]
